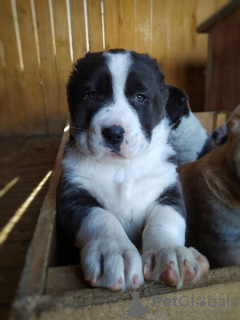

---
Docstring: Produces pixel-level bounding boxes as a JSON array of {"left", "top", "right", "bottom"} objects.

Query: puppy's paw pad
[
  {"left": 131, "top": 275, "right": 140, "bottom": 289},
  {"left": 189, "top": 247, "right": 209, "bottom": 275},
  {"left": 159, "top": 262, "right": 178, "bottom": 286},
  {"left": 183, "top": 260, "right": 197, "bottom": 281},
  {"left": 108, "top": 277, "right": 123, "bottom": 291}
]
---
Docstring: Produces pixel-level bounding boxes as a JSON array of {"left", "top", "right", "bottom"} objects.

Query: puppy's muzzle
[{"left": 102, "top": 125, "right": 125, "bottom": 152}]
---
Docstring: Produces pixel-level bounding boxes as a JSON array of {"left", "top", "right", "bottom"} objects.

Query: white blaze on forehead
[{"left": 104, "top": 51, "right": 132, "bottom": 99}]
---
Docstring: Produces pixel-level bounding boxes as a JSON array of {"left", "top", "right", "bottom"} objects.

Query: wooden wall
[
  {"left": 0, "top": 0, "right": 228, "bottom": 136},
  {"left": 204, "top": 6, "right": 240, "bottom": 112}
]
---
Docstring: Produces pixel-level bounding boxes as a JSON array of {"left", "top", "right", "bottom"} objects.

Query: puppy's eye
[
  {"left": 135, "top": 94, "right": 147, "bottom": 104},
  {"left": 87, "top": 91, "right": 98, "bottom": 100}
]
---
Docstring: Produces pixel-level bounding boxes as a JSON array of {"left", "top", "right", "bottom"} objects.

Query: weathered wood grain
[
  {"left": 87, "top": 0, "right": 103, "bottom": 52},
  {"left": 16, "top": 0, "right": 47, "bottom": 135},
  {"left": 12, "top": 126, "right": 69, "bottom": 319},
  {"left": 70, "top": 0, "right": 87, "bottom": 62},
  {"left": 0, "top": 0, "right": 28, "bottom": 135},
  {"left": 104, "top": 0, "right": 120, "bottom": 50},
  {"left": 34, "top": 0, "right": 62, "bottom": 134},
  {"left": 52, "top": 0, "right": 72, "bottom": 124}
]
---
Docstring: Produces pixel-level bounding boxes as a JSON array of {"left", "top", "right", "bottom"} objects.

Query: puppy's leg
[
  {"left": 142, "top": 183, "right": 209, "bottom": 288},
  {"left": 57, "top": 179, "right": 143, "bottom": 291},
  {"left": 77, "top": 208, "right": 144, "bottom": 290}
]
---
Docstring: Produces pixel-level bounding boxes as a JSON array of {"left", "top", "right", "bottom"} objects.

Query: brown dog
[{"left": 179, "top": 111, "right": 240, "bottom": 268}]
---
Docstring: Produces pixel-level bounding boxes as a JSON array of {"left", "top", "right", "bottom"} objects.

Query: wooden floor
[{"left": 0, "top": 135, "right": 61, "bottom": 320}]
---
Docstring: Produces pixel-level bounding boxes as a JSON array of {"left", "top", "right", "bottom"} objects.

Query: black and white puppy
[
  {"left": 166, "top": 84, "right": 214, "bottom": 166},
  {"left": 57, "top": 49, "right": 208, "bottom": 291}
]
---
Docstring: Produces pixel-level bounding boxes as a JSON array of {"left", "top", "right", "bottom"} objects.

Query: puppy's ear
[
  {"left": 66, "top": 57, "right": 84, "bottom": 115},
  {"left": 165, "top": 84, "right": 190, "bottom": 126},
  {"left": 66, "top": 52, "right": 97, "bottom": 116}
]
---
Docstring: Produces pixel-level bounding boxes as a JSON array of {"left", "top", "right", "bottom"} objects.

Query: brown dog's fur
[{"left": 179, "top": 111, "right": 240, "bottom": 268}]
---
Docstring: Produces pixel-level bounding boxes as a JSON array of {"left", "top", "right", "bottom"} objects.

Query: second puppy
[
  {"left": 179, "top": 111, "right": 240, "bottom": 267},
  {"left": 166, "top": 84, "right": 214, "bottom": 166}
]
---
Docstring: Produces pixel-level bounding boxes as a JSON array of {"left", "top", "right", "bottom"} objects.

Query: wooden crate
[
  {"left": 0, "top": 0, "right": 228, "bottom": 137},
  {"left": 11, "top": 112, "right": 240, "bottom": 320}
]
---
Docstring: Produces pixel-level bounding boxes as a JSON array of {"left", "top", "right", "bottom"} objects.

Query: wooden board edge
[
  {"left": 45, "top": 265, "right": 240, "bottom": 307},
  {"left": 11, "top": 123, "right": 69, "bottom": 320},
  {"left": 20, "top": 281, "right": 240, "bottom": 320},
  {"left": 197, "top": 1, "right": 240, "bottom": 33}
]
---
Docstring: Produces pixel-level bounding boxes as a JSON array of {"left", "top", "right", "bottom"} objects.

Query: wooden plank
[
  {"left": 70, "top": 0, "right": 87, "bottom": 62},
  {"left": 34, "top": 0, "right": 62, "bottom": 134},
  {"left": 46, "top": 265, "right": 87, "bottom": 294},
  {"left": 87, "top": 0, "right": 103, "bottom": 52},
  {"left": 52, "top": 0, "right": 72, "bottom": 124},
  {"left": 205, "top": 27, "right": 223, "bottom": 112},
  {"left": 216, "top": 112, "right": 228, "bottom": 129},
  {"left": 16, "top": 0, "right": 47, "bottom": 135},
  {"left": 119, "top": 0, "right": 135, "bottom": 50},
  {"left": 17, "top": 270, "right": 240, "bottom": 319},
  {"left": 197, "top": 0, "right": 239, "bottom": 33},
  {"left": 220, "top": 8, "right": 240, "bottom": 112},
  {"left": 0, "top": 0, "right": 28, "bottom": 135},
  {"left": 194, "top": 111, "right": 216, "bottom": 133},
  {"left": 152, "top": 0, "right": 169, "bottom": 72},
  {"left": 164, "top": 0, "right": 184, "bottom": 86},
  {"left": 104, "top": 0, "right": 120, "bottom": 50},
  {"left": 0, "top": 41, "right": 11, "bottom": 136},
  {"left": 12, "top": 125, "right": 69, "bottom": 318},
  {"left": 204, "top": 8, "right": 240, "bottom": 112},
  {"left": 181, "top": 0, "right": 207, "bottom": 112},
  {"left": 45, "top": 264, "right": 240, "bottom": 299},
  {"left": 135, "top": 0, "right": 151, "bottom": 54}
]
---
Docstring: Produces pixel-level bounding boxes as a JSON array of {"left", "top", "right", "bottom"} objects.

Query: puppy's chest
[
  {"left": 71, "top": 158, "right": 176, "bottom": 230},
  {"left": 82, "top": 165, "right": 164, "bottom": 216}
]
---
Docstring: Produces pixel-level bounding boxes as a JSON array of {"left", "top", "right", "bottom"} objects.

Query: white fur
[
  {"left": 169, "top": 112, "right": 209, "bottom": 166},
  {"left": 64, "top": 119, "right": 177, "bottom": 242},
  {"left": 142, "top": 205, "right": 186, "bottom": 253},
  {"left": 79, "top": 208, "right": 144, "bottom": 290}
]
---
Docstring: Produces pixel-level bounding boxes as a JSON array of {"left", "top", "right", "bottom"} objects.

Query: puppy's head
[
  {"left": 165, "top": 84, "right": 190, "bottom": 129},
  {"left": 66, "top": 49, "right": 168, "bottom": 159}
]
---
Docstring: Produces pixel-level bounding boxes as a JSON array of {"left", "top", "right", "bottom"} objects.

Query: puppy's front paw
[
  {"left": 81, "top": 240, "right": 144, "bottom": 291},
  {"left": 142, "top": 247, "right": 209, "bottom": 288}
]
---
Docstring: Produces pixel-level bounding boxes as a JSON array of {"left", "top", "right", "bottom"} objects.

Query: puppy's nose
[{"left": 102, "top": 125, "right": 125, "bottom": 147}]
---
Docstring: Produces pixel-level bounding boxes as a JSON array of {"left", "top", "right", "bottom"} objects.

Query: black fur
[
  {"left": 157, "top": 183, "right": 186, "bottom": 218},
  {"left": 167, "top": 153, "right": 178, "bottom": 166},
  {"left": 166, "top": 84, "right": 190, "bottom": 129},
  {"left": 197, "top": 135, "right": 215, "bottom": 159},
  {"left": 57, "top": 173, "right": 102, "bottom": 243},
  {"left": 125, "top": 52, "right": 168, "bottom": 140},
  {"left": 66, "top": 52, "right": 113, "bottom": 132}
]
